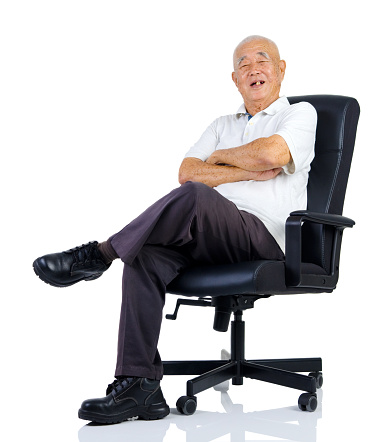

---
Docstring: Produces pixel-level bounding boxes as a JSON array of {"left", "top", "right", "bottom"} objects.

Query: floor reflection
[{"left": 78, "top": 389, "right": 322, "bottom": 442}]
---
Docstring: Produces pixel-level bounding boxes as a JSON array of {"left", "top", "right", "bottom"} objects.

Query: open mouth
[{"left": 250, "top": 80, "right": 265, "bottom": 87}]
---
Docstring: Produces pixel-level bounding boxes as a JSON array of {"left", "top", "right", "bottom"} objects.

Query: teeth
[{"left": 256, "top": 81, "right": 260, "bottom": 85}]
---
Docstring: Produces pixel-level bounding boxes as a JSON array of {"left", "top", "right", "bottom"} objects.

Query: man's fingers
[
  {"left": 253, "top": 167, "right": 283, "bottom": 181},
  {"left": 265, "top": 168, "right": 282, "bottom": 177}
]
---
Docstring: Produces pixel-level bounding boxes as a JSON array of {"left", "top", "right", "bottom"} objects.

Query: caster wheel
[
  {"left": 309, "top": 371, "right": 323, "bottom": 389},
  {"left": 176, "top": 396, "right": 197, "bottom": 415},
  {"left": 298, "top": 393, "right": 317, "bottom": 412}
]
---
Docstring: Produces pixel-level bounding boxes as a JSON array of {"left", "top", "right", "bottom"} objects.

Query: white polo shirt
[{"left": 184, "top": 96, "right": 317, "bottom": 252}]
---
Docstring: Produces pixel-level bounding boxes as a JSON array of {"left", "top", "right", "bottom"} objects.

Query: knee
[
  {"left": 164, "top": 181, "right": 214, "bottom": 216},
  {"left": 178, "top": 181, "right": 212, "bottom": 199}
]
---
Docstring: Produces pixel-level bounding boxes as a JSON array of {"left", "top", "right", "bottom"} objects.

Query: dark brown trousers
[{"left": 110, "top": 182, "right": 284, "bottom": 380}]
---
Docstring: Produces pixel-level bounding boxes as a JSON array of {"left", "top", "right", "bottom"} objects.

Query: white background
[{"left": 1, "top": 0, "right": 389, "bottom": 441}]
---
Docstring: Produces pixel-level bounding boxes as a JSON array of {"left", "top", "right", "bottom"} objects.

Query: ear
[
  {"left": 279, "top": 60, "right": 286, "bottom": 80},
  {"left": 232, "top": 71, "right": 239, "bottom": 88}
]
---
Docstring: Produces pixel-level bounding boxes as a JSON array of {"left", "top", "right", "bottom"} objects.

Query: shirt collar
[{"left": 236, "top": 96, "right": 290, "bottom": 117}]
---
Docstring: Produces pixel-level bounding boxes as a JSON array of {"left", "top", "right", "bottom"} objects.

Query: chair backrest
[{"left": 288, "top": 95, "right": 360, "bottom": 272}]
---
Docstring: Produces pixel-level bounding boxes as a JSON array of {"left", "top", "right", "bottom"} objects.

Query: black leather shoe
[
  {"left": 78, "top": 377, "right": 170, "bottom": 424},
  {"left": 33, "top": 241, "right": 111, "bottom": 288}
]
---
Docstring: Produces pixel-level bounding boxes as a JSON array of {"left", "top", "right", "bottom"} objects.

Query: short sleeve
[
  {"left": 275, "top": 102, "right": 317, "bottom": 175},
  {"left": 184, "top": 120, "right": 219, "bottom": 161}
]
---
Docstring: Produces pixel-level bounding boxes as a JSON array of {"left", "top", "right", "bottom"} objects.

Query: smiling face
[{"left": 232, "top": 38, "right": 286, "bottom": 115}]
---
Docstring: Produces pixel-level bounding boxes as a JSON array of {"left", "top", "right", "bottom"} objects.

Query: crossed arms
[{"left": 178, "top": 134, "right": 292, "bottom": 187}]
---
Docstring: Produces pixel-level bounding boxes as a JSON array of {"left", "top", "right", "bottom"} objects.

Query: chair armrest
[
  {"left": 289, "top": 210, "right": 355, "bottom": 228},
  {"left": 285, "top": 210, "right": 355, "bottom": 287}
]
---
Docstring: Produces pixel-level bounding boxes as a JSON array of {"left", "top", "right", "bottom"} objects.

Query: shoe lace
[
  {"left": 67, "top": 241, "right": 100, "bottom": 265},
  {"left": 106, "top": 377, "right": 134, "bottom": 395}
]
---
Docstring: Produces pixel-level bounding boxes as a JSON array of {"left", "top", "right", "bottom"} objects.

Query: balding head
[{"left": 233, "top": 35, "right": 281, "bottom": 70}]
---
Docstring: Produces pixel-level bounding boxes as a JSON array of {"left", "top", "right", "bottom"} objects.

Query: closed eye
[{"left": 239, "top": 60, "right": 269, "bottom": 70}]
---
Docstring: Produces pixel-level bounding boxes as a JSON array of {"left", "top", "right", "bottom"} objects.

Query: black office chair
[{"left": 163, "top": 95, "right": 360, "bottom": 415}]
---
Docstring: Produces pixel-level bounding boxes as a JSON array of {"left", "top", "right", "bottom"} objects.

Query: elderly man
[{"left": 33, "top": 35, "right": 317, "bottom": 424}]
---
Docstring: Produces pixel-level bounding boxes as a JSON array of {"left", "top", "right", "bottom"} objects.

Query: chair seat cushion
[{"left": 167, "top": 260, "right": 328, "bottom": 297}]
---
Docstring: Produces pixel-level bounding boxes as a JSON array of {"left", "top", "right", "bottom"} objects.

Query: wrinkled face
[{"left": 232, "top": 39, "right": 286, "bottom": 112}]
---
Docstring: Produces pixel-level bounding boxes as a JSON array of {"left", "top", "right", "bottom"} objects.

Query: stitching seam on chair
[
  {"left": 321, "top": 100, "right": 350, "bottom": 269},
  {"left": 325, "top": 102, "right": 348, "bottom": 212}
]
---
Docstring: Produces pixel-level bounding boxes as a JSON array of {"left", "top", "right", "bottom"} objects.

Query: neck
[{"left": 245, "top": 95, "right": 280, "bottom": 116}]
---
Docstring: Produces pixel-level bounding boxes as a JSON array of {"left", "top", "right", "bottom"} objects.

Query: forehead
[{"left": 235, "top": 40, "right": 278, "bottom": 65}]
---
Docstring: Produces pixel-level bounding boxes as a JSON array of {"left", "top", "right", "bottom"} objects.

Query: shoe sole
[
  {"left": 78, "top": 402, "right": 170, "bottom": 424},
  {"left": 33, "top": 260, "right": 102, "bottom": 288}
]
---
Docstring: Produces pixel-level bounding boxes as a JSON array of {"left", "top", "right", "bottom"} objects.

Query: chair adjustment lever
[{"left": 166, "top": 298, "right": 212, "bottom": 320}]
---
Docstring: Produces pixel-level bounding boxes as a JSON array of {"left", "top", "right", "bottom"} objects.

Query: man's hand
[
  {"left": 249, "top": 167, "right": 283, "bottom": 181},
  {"left": 205, "top": 150, "right": 227, "bottom": 166}
]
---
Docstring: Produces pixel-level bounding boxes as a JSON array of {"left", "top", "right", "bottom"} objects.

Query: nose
[{"left": 249, "top": 63, "right": 261, "bottom": 76}]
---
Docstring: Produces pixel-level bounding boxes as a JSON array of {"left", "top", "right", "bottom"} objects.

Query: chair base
[{"left": 163, "top": 311, "right": 322, "bottom": 413}]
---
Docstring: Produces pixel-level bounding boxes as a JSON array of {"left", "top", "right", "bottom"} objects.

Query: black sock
[{"left": 97, "top": 240, "right": 119, "bottom": 265}]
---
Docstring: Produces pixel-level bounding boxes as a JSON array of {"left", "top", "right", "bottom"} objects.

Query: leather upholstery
[
  {"left": 167, "top": 95, "right": 359, "bottom": 298},
  {"left": 289, "top": 95, "right": 359, "bottom": 271},
  {"left": 168, "top": 260, "right": 328, "bottom": 297}
]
